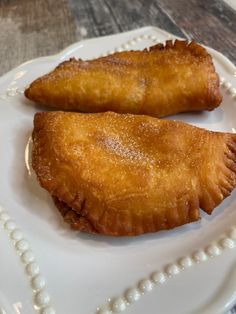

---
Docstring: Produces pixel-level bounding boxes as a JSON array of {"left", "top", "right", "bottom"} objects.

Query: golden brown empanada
[
  {"left": 32, "top": 111, "right": 236, "bottom": 236},
  {"left": 25, "top": 40, "right": 222, "bottom": 118}
]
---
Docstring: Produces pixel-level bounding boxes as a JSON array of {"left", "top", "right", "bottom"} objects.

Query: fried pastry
[
  {"left": 32, "top": 111, "right": 236, "bottom": 236},
  {"left": 25, "top": 40, "right": 222, "bottom": 117}
]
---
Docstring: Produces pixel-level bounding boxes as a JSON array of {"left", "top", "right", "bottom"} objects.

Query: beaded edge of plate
[
  {"left": 0, "top": 86, "right": 24, "bottom": 99},
  {"left": 0, "top": 206, "right": 55, "bottom": 314},
  {"left": 96, "top": 229, "right": 236, "bottom": 314}
]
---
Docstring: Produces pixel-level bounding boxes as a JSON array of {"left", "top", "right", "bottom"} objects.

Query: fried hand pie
[
  {"left": 25, "top": 40, "right": 222, "bottom": 117},
  {"left": 32, "top": 112, "right": 236, "bottom": 236}
]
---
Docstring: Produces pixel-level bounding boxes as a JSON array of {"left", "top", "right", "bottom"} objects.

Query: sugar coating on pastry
[
  {"left": 32, "top": 111, "right": 236, "bottom": 236},
  {"left": 25, "top": 40, "right": 222, "bottom": 117}
]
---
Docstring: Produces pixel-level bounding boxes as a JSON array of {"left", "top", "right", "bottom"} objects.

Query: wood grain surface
[
  {"left": 0, "top": 0, "right": 235, "bottom": 76},
  {"left": 0, "top": 1, "right": 236, "bottom": 312}
]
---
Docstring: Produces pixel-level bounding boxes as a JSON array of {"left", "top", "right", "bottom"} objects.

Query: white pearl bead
[
  {"left": 220, "top": 238, "right": 235, "bottom": 249},
  {"left": 26, "top": 262, "right": 40, "bottom": 276},
  {"left": 138, "top": 279, "right": 153, "bottom": 293},
  {"left": 11, "top": 229, "right": 23, "bottom": 241},
  {"left": 41, "top": 307, "right": 56, "bottom": 314},
  {"left": 0, "top": 212, "right": 10, "bottom": 222},
  {"left": 219, "top": 77, "right": 225, "bottom": 85},
  {"left": 205, "top": 244, "right": 221, "bottom": 257},
  {"left": 151, "top": 271, "right": 166, "bottom": 284},
  {"left": 16, "top": 89, "right": 24, "bottom": 95},
  {"left": 32, "top": 275, "right": 46, "bottom": 290},
  {"left": 223, "top": 81, "right": 232, "bottom": 89},
  {"left": 229, "top": 87, "right": 236, "bottom": 97},
  {"left": 116, "top": 47, "right": 123, "bottom": 52},
  {"left": 178, "top": 256, "right": 193, "bottom": 268},
  {"left": 21, "top": 250, "right": 35, "bottom": 263},
  {"left": 16, "top": 239, "right": 29, "bottom": 252},
  {"left": 6, "top": 90, "right": 16, "bottom": 97},
  {"left": 35, "top": 290, "right": 50, "bottom": 306},
  {"left": 166, "top": 264, "right": 180, "bottom": 276},
  {"left": 4, "top": 220, "right": 16, "bottom": 231},
  {"left": 122, "top": 44, "right": 130, "bottom": 50},
  {"left": 125, "top": 288, "right": 141, "bottom": 303},
  {"left": 192, "top": 250, "right": 207, "bottom": 262},
  {"left": 112, "top": 297, "right": 127, "bottom": 312},
  {"left": 96, "top": 308, "right": 111, "bottom": 314},
  {"left": 107, "top": 50, "right": 114, "bottom": 55}
]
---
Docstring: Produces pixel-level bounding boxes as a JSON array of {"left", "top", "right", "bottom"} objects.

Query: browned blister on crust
[
  {"left": 32, "top": 112, "right": 236, "bottom": 236},
  {"left": 25, "top": 40, "right": 222, "bottom": 118}
]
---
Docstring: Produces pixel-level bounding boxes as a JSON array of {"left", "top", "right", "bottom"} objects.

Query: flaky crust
[
  {"left": 25, "top": 40, "right": 222, "bottom": 117},
  {"left": 32, "top": 112, "right": 236, "bottom": 236}
]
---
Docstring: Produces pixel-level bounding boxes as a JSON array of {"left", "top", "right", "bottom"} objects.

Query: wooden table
[
  {"left": 1, "top": 1, "right": 236, "bottom": 313},
  {"left": 0, "top": 0, "right": 235, "bottom": 76}
]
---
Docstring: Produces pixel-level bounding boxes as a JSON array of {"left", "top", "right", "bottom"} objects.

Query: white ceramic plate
[{"left": 1, "top": 26, "right": 236, "bottom": 314}]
